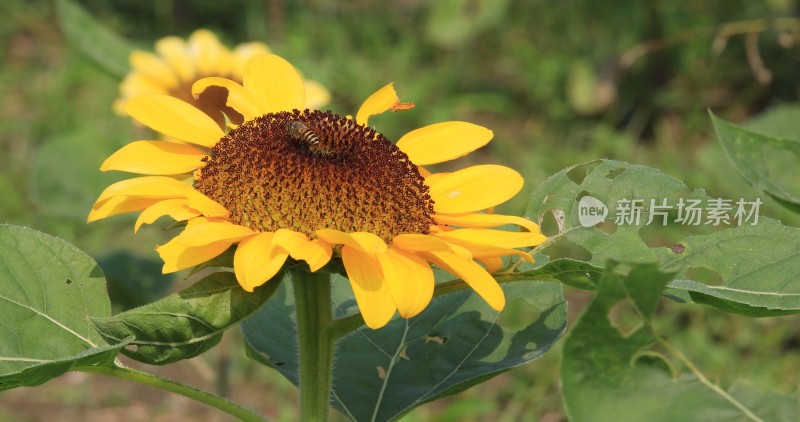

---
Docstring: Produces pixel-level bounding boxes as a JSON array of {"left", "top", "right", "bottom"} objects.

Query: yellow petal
[
  {"left": 157, "top": 235, "right": 231, "bottom": 273},
  {"left": 100, "top": 140, "right": 207, "bottom": 175},
  {"left": 422, "top": 251, "right": 505, "bottom": 311},
  {"left": 180, "top": 220, "right": 255, "bottom": 247},
  {"left": 183, "top": 189, "right": 230, "bottom": 218},
  {"left": 272, "top": 229, "right": 333, "bottom": 271},
  {"left": 243, "top": 54, "right": 305, "bottom": 113},
  {"left": 129, "top": 50, "right": 179, "bottom": 90},
  {"left": 310, "top": 240, "right": 334, "bottom": 268},
  {"left": 87, "top": 196, "right": 161, "bottom": 223},
  {"left": 119, "top": 73, "right": 169, "bottom": 97},
  {"left": 234, "top": 232, "right": 289, "bottom": 291},
  {"left": 436, "top": 228, "right": 547, "bottom": 249},
  {"left": 315, "top": 229, "right": 388, "bottom": 253},
  {"left": 230, "top": 42, "right": 271, "bottom": 81},
  {"left": 355, "top": 82, "right": 398, "bottom": 126},
  {"left": 135, "top": 199, "right": 199, "bottom": 232},
  {"left": 188, "top": 29, "right": 225, "bottom": 76},
  {"left": 396, "top": 122, "right": 493, "bottom": 166},
  {"left": 304, "top": 80, "right": 331, "bottom": 110},
  {"left": 477, "top": 257, "right": 504, "bottom": 274},
  {"left": 391, "top": 233, "right": 472, "bottom": 260},
  {"left": 341, "top": 247, "right": 396, "bottom": 329},
  {"left": 123, "top": 94, "right": 225, "bottom": 147},
  {"left": 433, "top": 234, "right": 533, "bottom": 262},
  {"left": 377, "top": 248, "right": 434, "bottom": 318},
  {"left": 154, "top": 36, "right": 195, "bottom": 83},
  {"left": 193, "top": 77, "right": 263, "bottom": 121},
  {"left": 214, "top": 49, "right": 235, "bottom": 80},
  {"left": 428, "top": 165, "right": 523, "bottom": 213},
  {"left": 93, "top": 176, "right": 190, "bottom": 206},
  {"left": 435, "top": 212, "right": 541, "bottom": 234},
  {"left": 423, "top": 172, "right": 448, "bottom": 186}
]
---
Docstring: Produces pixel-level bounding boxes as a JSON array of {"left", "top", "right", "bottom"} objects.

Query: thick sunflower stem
[{"left": 293, "top": 268, "right": 335, "bottom": 421}]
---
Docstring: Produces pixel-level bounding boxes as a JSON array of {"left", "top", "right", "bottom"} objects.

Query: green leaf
[
  {"left": 98, "top": 251, "right": 175, "bottom": 312},
  {"left": 93, "top": 270, "right": 282, "bottom": 365},
  {"left": 56, "top": 0, "right": 133, "bottom": 78},
  {"left": 0, "top": 224, "right": 127, "bottom": 390},
  {"left": 742, "top": 104, "right": 800, "bottom": 140},
  {"left": 726, "top": 383, "right": 800, "bottom": 422},
  {"left": 561, "top": 261, "right": 794, "bottom": 422},
  {"left": 526, "top": 160, "right": 800, "bottom": 316},
  {"left": 662, "top": 218, "right": 800, "bottom": 317},
  {"left": 243, "top": 270, "right": 566, "bottom": 422},
  {"left": 0, "top": 341, "right": 131, "bottom": 391},
  {"left": 710, "top": 111, "right": 800, "bottom": 213},
  {"left": 511, "top": 258, "right": 604, "bottom": 290},
  {"left": 526, "top": 159, "right": 690, "bottom": 265}
]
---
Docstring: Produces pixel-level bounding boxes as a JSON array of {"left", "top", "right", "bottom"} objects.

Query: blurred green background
[{"left": 1, "top": 0, "right": 800, "bottom": 420}]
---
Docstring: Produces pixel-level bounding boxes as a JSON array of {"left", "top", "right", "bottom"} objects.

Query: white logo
[{"left": 578, "top": 196, "right": 608, "bottom": 227}]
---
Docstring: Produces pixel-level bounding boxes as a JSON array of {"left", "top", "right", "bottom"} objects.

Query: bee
[{"left": 288, "top": 121, "right": 320, "bottom": 146}]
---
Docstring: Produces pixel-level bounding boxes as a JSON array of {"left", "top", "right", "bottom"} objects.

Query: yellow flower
[
  {"left": 115, "top": 29, "right": 330, "bottom": 126},
  {"left": 90, "top": 54, "right": 546, "bottom": 329}
]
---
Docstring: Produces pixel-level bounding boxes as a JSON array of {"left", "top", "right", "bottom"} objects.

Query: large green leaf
[
  {"left": 93, "top": 270, "right": 282, "bottom": 365},
  {"left": 527, "top": 159, "right": 691, "bottom": 265},
  {"left": 56, "top": 0, "right": 134, "bottom": 78},
  {"left": 662, "top": 219, "right": 800, "bottom": 317},
  {"left": 526, "top": 159, "right": 800, "bottom": 316},
  {"left": 561, "top": 261, "right": 796, "bottom": 422},
  {"left": 243, "top": 269, "right": 566, "bottom": 422},
  {"left": 0, "top": 224, "right": 128, "bottom": 390},
  {"left": 711, "top": 111, "right": 800, "bottom": 213}
]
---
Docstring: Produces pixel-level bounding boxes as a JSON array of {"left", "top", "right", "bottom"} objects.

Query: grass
[{"left": 1, "top": 0, "right": 799, "bottom": 420}]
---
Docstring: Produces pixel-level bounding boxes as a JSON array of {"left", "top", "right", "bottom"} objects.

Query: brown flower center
[{"left": 194, "top": 109, "right": 435, "bottom": 243}]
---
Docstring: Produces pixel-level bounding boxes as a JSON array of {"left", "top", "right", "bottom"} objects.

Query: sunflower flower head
[
  {"left": 195, "top": 109, "right": 435, "bottom": 241},
  {"left": 91, "top": 54, "right": 547, "bottom": 329},
  {"left": 115, "top": 29, "right": 330, "bottom": 127}
]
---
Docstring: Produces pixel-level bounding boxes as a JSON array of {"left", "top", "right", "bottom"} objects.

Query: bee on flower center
[{"left": 288, "top": 120, "right": 320, "bottom": 147}]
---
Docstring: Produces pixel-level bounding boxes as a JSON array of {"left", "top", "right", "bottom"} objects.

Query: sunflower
[
  {"left": 115, "top": 29, "right": 330, "bottom": 127},
  {"left": 90, "top": 54, "right": 547, "bottom": 329}
]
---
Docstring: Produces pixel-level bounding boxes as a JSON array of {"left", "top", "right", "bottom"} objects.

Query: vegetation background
[{"left": 1, "top": 0, "right": 799, "bottom": 420}]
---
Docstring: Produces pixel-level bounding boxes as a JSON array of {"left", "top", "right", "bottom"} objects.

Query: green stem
[
  {"left": 80, "top": 364, "right": 265, "bottom": 422},
  {"left": 293, "top": 268, "right": 335, "bottom": 421}
]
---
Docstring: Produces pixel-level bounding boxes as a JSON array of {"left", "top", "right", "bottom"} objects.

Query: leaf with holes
[
  {"left": 56, "top": 0, "right": 134, "bottom": 78},
  {"left": 243, "top": 269, "right": 566, "bottom": 422},
  {"left": 561, "top": 261, "right": 795, "bottom": 422},
  {"left": 527, "top": 160, "right": 800, "bottom": 316},
  {"left": 661, "top": 218, "right": 800, "bottom": 317},
  {"left": 527, "top": 159, "right": 692, "bottom": 265},
  {"left": 93, "top": 270, "right": 282, "bottom": 365},
  {"left": 711, "top": 111, "right": 800, "bottom": 213},
  {"left": 0, "top": 224, "right": 129, "bottom": 391}
]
